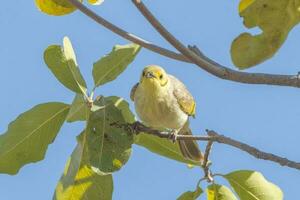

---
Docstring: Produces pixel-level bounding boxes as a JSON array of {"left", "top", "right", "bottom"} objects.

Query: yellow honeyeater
[{"left": 130, "top": 65, "right": 203, "bottom": 162}]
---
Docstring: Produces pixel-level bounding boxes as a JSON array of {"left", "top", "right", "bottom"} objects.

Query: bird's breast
[{"left": 134, "top": 86, "right": 188, "bottom": 130}]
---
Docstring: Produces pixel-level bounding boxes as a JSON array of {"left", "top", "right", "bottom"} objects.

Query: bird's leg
[{"left": 168, "top": 129, "right": 179, "bottom": 143}]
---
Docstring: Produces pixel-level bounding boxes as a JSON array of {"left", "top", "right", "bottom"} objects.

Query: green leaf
[
  {"left": 177, "top": 186, "right": 203, "bottom": 200},
  {"left": 88, "top": 0, "right": 104, "bottom": 5},
  {"left": 53, "top": 133, "right": 113, "bottom": 200},
  {"left": 44, "top": 37, "right": 87, "bottom": 94},
  {"left": 207, "top": 184, "right": 238, "bottom": 200},
  {"left": 92, "top": 43, "right": 141, "bottom": 88},
  {"left": 66, "top": 94, "right": 88, "bottom": 122},
  {"left": 224, "top": 170, "right": 283, "bottom": 200},
  {"left": 134, "top": 134, "right": 201, "bottom": 166},
  {"left": 35, "top": 0, "right": 82, "bottom": 16},
  {"left": 231, "top": 0, "right": 300, "bottom": 69},
  {"left": 85, "top": 96, "right": 135, "bottom": 174},
  {"left": 0, "top": 102, "right": 69, "bottom": 175}
]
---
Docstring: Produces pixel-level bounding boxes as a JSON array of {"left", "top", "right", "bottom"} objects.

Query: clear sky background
[{"left": 1, "top": 0, "right": 300, "bottom": 199}]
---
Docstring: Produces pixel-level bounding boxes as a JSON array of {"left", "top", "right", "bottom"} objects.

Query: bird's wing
[
  {"left": 169, "top": 75, "right": 196, "bottom": 117},
  {"left": 130, "top": 83, "right": 139, "bottom": 101}
]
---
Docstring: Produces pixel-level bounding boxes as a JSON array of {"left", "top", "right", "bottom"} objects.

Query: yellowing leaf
[
  {"left": 44, "top": 37, "right": 87, "bottom": 95},
  {"left": 224, "top": 170, "right": 283, "bottom": 200},
  {"left": 231, "top": 0, "right": 300, "bottom": 69},
  {"left": 207, "top": 184, "right": 238, "bottom": 200},
  {"left": 177, "top": 186, "right": 203, "bottom": 200},
  {"left": 35, "top": 0, "right": 82, "bottom": 16},
  {"left": 88, "top": 0, "right": 104, "bottom": 5},
  {"left": 92, "top": 43, "right": 141, "bottom": 88},
  {"left": 239, "top": 0, "right": 255, "bottom": 13},
  {"left": 134, "top": 134, "right": 201, "bottom": 166},
  {"left": 0, "top": 102, "right": 69, "bottom": 175},
  {"left": 53, "top": 135, "right": 113, "bottom": 200}
]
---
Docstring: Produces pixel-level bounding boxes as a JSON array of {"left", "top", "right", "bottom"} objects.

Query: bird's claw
[
  {"left": 168, "top": 130, "right": 178, "bottom": 143},
  {"left": 130, "top": 121, "right": 141, "bottom": 135}
]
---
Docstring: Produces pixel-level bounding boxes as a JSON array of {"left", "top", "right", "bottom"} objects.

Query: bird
[{"left": 130, "top": 65, "right": 203, "bottom": 162}]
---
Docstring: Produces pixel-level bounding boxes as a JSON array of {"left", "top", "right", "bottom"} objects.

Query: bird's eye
[
  {"left": 159, "top": 74, "right": 163, "bottom": 79},
  {"left": 142, "top": 71, "right": 145, "bottom": 76}
]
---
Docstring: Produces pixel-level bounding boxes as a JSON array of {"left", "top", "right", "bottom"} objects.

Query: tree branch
[
  {"left": 131, "top": 0, "right": 300, "bottom": 88},
  {"left": 67, "top": 0, "right": 300, "bottom": 88},
  {"left": 66, "top": 0, "right": 300, "bottom": 169},
  {"left": 114, "top": 121, "right": 300, "bottom": 171},
  {"left": 206, "top": 130, "right": 300, "bottom": 170},
  {"left": 66, "top": 0, "right": 300, "bottom": 88},
  {"left": 66, "top": 0, "right": 189, "bottom": 62}
]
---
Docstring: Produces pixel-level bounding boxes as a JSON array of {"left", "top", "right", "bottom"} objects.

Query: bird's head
[{"left": 139, "top": 65, "right": 169, "bottom": 90}]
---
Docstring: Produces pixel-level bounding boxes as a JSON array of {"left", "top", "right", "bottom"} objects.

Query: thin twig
[
  {"left": 202, "top": 141, "right": 213, "bottom": 168},
  {"left": 196, "top": 177, "right": 207, "bottom": 187},
  {"left": 131, "top": 0, "right": 300, "bottom": 88},
  {"left": 112, "top": 121, "right": 300, "bottom": 171},
  {"left": 202, "top": 141, "right": 214, "bottom": 182},
  {"left": 66, "top": 0, "right": 189, "bottom": 62}
]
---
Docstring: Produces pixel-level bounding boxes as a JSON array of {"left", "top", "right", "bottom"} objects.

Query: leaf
[
  {"left": 66, "top": 94, "right": 88, "bottom": 122},
  {"left": 35, "top": 0, "right": 82, "bottom": 16},
  {"left": 92, "top": 43, "right": 141, "bottom": 88},
  {"left": 207, "top": 184, "right": 238, "bottom": 200},
  {"left": 44, "top": 37, "right": 87, "bottom": 94},
  {"left": 224, "top": 170, "right": 283, "bottom": 200},
  {"left": 231, "top": 0, "right": 300, "bottom": 69},
  {"left": 85, "top": 96, "right": 135, "bottom": 174},
  {"left": 0, "top": 102, "right": 69, "bottom": 175},
  {"left": 134, "top": 134, "right": 200, "bottom": 166},
  {"left": 53, "top": 134, "right": 113, "bottom": 200},
  {"left": 177, "top": 186, "right": 203, "bottom": 200},
  {"left": 239, "top": 0, "right": 255, "bottom": 12},
  {"left": 88, "top": 0, "right": 104, "bottom": 5}
]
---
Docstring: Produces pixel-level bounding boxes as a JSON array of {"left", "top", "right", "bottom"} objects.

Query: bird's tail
[{"left": 178, "top": 121, "right": 204, "bottom": 163}]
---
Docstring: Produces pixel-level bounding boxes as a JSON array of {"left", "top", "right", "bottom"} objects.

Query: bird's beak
[{"left": 145, "top": 71, "right": 155, "bottom": 78}]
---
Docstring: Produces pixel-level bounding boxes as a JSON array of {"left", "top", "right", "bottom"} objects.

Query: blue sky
[{"left": 1, "top": 0, "right": 300, "bottom": 199}]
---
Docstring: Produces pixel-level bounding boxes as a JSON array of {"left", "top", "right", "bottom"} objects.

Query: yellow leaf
[
  {"left": 239, "top": 0, "right": 255, "bottom": 13},
  {"left": 224, "top": 170, "right": 283, "bottom": 200},
  {"left": 207, "top": 184, "right": 238, "bottom": 200},
  {"left": 88, "top": 0, "right": 104, "bottom": 5},
  {"left": 231, "top": 0, "right": 300, "bottom": 69},
  {"left": 35, "top": 0, "right": 82, "bottom": 16},
  {"left": 54, "top": 135, "right": 113, "bottom": 200}
]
